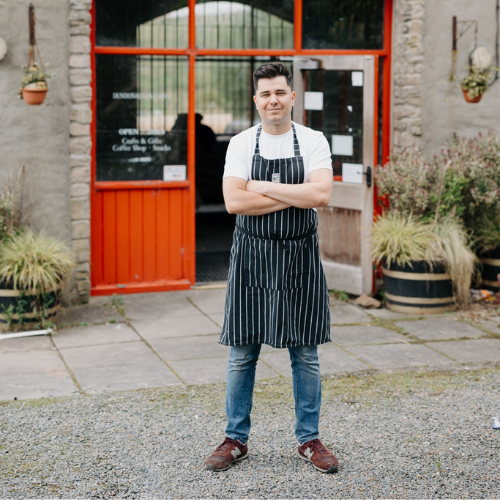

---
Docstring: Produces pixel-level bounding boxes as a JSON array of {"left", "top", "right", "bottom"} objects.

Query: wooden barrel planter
[
  {"left": 0, "top": 281, "right": 61, "bottom": 332},
  {"left": 382, "top": 261, "right": 455, "bottom": 315},
  {"left": 479, "top": 247, "right": 500, "bottom": 292}
]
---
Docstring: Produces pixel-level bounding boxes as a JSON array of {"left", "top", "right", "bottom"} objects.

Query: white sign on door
[
  {"left": 163, "top": 165, "right": 187, "bottom": 181},
  {"left": 352, "top": 71, "right": 364, "bottom": 87},
  {"left": 342, "top": 163, "right": 364, "bottom": 184},
  {"left": 304, "top": 91, "right": 324, "bottom": 110},
  {"left": 332, "top": 135, "right": 353, "bottom": 156}
]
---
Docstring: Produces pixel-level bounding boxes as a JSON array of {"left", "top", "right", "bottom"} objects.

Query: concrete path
[{"left": 1, "top": 288, "right": 499, "bottom": 401}]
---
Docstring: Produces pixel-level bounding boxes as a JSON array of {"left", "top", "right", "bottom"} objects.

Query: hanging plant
[
  {"left": 19, "top": 4, "right": 54, "bottom": 106},
  {"left": 460, "top": 65, "right": 497, "bottom": 103}
]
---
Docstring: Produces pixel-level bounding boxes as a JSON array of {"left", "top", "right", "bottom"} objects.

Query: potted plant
[
  {"left": 371, "top": 212, "right": 476, "bottom": 314},
  {"left": 460, "top": 66, "right": 496, "bottom": 103},
  {"left": 19, "top": 62, "right": 52, "bottom": 105},
  {"left": 373, "top": 148, "right": 477, "bottom": 313},
  {"left": 439, "top": 133, "right": 500, "bottom": 291},
  {"left": 0, "top": 229, "right": 74, "bottom": 331}
]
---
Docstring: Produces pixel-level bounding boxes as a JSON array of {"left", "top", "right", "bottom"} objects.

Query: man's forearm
[
  {"left": 225, "top": 189, "right": 291, "bottom": 215},
  {"left": 246, "top": 180, "right": 331, "bottom": 209}
]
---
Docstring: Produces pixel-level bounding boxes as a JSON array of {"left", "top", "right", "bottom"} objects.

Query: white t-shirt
[{"left": 223, "top": 122, "right": 332, "bottom": 182}]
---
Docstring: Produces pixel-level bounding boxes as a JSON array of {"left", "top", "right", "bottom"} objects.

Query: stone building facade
[
  {"left": 0, "top": 0, "right": 498, "bottom": 303},
  {"left": 68, "top": 0, "right": 92, "bottom": 302}
]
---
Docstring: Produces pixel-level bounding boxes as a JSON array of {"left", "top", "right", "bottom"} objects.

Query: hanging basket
[
  {"left": 20, "top": 4, "right": 51, "bottom": 106},
  {"left": 21, "top": 82, "right": 48, "bottom": 105},
  {"left": 462, "top": 89, "right": 483, "bottom": 103}
]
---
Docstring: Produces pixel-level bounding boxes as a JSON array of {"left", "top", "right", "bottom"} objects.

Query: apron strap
[
  {"left": 291, "top": 123, "right": 301, "bottom": 157},
  {"left": 253, "top": 123, "right": 301, "bottom": 157},
  {"left": 254, "top": 125, "right": 263, "bottom": 156}
]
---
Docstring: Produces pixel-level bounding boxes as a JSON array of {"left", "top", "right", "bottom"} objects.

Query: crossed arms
[{"left": 223, "top": 169, "right": 333, "bottom": 216}]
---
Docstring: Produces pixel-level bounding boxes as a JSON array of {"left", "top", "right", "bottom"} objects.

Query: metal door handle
[{"left": 363, "top": 166, "right": 372, "bottom": 187}]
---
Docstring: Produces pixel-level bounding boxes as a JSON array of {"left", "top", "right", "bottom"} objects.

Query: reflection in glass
[
  {"left": 196, "top": 1, "right": 293, "bottom": 49},
  {"left": 305, "top": 70, "right": 364, "bottom": 177},
  {"left": 96, "top": 0, "right": 293, "bottom": 50},
  {"left": 303, "top": 0, "right": 384, "bottom": 49},
  {"left": 96, "top": 55, "right": 188, "bottom": 181},
  {"left": 193, "top": 57, "right": 292, "bottom": 204},
  {"left": 96, "top": 0, "right": 189, "bottom": 48}
]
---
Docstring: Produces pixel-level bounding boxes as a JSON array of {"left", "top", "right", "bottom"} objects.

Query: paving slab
[
  {"left": 344, "top": 343, "right": 456, "bottom": 370},
  {"left": 53, "top": 323, "right": 140, "bottom": 349},
  {"left": 122, "top": 291, "right": 193, "bottom": 320},
  {"left": 206, "top": 312, "right": 225, "bottom": 328},
  {"left": 260, "top": 345, "right": 369, "bottom": 378},
  {"left": 0, "top": 335, "right": 54, "bottom": 353},
  {"left": 394, "top": 317, "right": 486, "bottom": 341},
  {"left": 0, "top": 371, "right": 78, "bottom": 401},
  {"left": 188, "top": 288, "right": 227, "bottom": 314},
  {"left": 330, "top": 304, "right": 371, "bottom": 325},
  {"left": 59, "top": 342, "right": 180, "bottom": 392},
  {"left": 430, "top": 339, "right": 500, "bottom": 363},
  {"left": 479, "top": 316, "right": 500, "bottom": 335},
  {"left": 329, "top": 325, "right": 407, "bottom": 346},
  {"left": 168, "top": 355, "right": 277, "bottom": 385},
  {"left": 58, "top": 296, "right": 124, "bottom": 327},
  {"left": 131, "top": 312, "right": 220, "bottom": 339},
  {"left": 0, "top": 349, "right": 69, "bottom": 373},
  {"left": 318, "top": 345, "right": 371, "bottom": 374},
  {"left": 149, "top": 334, "right": 228, "bottom": 361},
  {"left": 366, "top": 308, "right": 415, "bottom": 320},
  {"left": 0, "top": 350, "right": 77, "bottom": 401}
]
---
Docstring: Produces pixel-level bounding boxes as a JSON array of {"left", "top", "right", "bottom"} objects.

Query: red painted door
[{"left": 90, "top": 51, "right": 195, "bottom": 295}]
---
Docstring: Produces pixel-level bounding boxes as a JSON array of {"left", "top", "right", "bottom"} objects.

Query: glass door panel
[
  {"left": 303, "top": 0, "right": 384, "bottom": 49},
  {"left": 305, "top": 69, "right": 364, "bottom": 178},
  {"left": 95, "top": 0, "right": 189, "bottom": 48},
  {"left": 95, "top": 55, "right": 188, "bottom": 182},
  {"left": 195, "top": 0, "right": 294, "bottom": 49}
]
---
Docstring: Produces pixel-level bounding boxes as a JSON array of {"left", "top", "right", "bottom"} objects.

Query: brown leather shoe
[
  {"left": 206, "top": 437, "right": 248, "bottom": 472},
  {"left": 297, "top": 439, "right": 338, "bottom": 473}
]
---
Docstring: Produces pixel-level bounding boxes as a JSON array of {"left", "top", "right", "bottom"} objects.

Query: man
[{"left": 205, "top": 62, "right": 337, "bottom": 474}]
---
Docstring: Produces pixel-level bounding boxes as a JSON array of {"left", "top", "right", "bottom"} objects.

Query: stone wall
[
  {"left": 0, "top": 0, "right": 74, "bottom": 290},
  {"left": 391, "top": 0, "right": 425, "bottom": 149},
  {"left": 421, "top": 0, "right": 500, "bottom": 157},
  {"left": 68, "top": 0, "right": 92, "bottom": 303}
]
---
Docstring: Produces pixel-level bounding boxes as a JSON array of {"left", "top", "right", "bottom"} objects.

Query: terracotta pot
[
  {"left": 462, "top": 89, "right": 482, "bottom": 103},
  {"left": 21, "top": 88, "right": 48, "bottom": 105}
]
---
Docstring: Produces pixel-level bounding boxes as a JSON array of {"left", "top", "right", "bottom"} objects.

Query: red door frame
[{"left": 89, "top": 0, "right": 393, "bottom": 296}]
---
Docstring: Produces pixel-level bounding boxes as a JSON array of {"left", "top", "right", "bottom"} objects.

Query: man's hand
[
  {"left": 223, "top": 177, "right": 292, "bottom": 215},
  {"left": 245, "top": 169, "right": 333, "bottom": 209}
]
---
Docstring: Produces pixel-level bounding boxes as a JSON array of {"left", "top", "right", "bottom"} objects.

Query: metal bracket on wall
[
  {"left": 451, "top": 16, "right": 478, "bottom": 78},
  {"left": 452, "top": 16, "right": 478, "bottom": 52}
]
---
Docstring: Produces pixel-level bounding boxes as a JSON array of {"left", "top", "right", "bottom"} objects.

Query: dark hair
[{"left": 253, "top": 62, "right": 293, "bottom": 93}]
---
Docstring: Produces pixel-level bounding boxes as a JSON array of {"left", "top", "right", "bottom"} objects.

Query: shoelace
[
  {"left": 214, "top": 437, "right": 238, "bottom": 455},
  {"left": 306, "top": 439, "right": 329, "bottom": 456}
]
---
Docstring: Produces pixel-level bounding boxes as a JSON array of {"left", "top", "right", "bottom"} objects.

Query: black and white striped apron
[{"left": 220, "top": 124, "right": 331, "bottom": 348}]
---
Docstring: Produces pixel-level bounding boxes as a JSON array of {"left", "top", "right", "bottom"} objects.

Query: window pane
[
  {"left": 303, "top": 0, "right": 384, "bottom": 49},
  {"left": 305, "top": 70, "right": 364, "bottom": 177},
  {"left": 196, "top": 1, "right": 294, "bottom": 49},
  {"left": 95, "top": 0, "right": 189, "bottom": 48},
  {"left": 194, "top": 56, "right": 292, "bottom": 204},
  {"left": 96, "top": 55, "right": 188, "bottom": 181}
]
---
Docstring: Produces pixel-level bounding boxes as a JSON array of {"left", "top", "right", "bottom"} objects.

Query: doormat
[{"left": 196, "top": 251, "right": 230, "bottom": 283}]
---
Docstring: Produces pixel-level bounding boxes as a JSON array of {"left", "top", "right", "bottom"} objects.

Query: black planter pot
[
  {"left": 478, "top": 247, "right": 500, "bottom": 292},
  {"left": 382, "top": 261, "right": 455, "bottom": 315},
  {"left": 0, "top": 281, "right": 60, "bottom": 332}
]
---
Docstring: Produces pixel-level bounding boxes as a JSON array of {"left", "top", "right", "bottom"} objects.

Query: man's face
[{"left": 253, "top": 76, "right": 295, "bottom": 127}]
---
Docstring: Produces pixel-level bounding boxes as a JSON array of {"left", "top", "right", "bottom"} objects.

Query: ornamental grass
[{"left": 0, "top": 228, "right": 74, "bottom": 293}]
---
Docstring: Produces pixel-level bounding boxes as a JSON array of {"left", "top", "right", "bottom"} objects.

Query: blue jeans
[{"left": 225, "top": 344, "right": 321, "bottom": 445}]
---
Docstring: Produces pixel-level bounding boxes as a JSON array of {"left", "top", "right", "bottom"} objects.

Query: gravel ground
[{"left": 1, "top": 366, "right": 499, "bottom": 499}]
